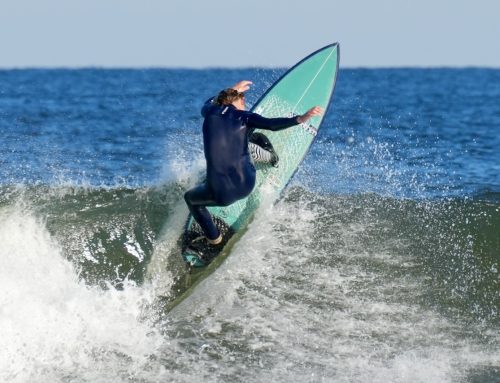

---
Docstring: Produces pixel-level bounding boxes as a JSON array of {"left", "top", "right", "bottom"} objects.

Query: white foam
[
  {"left": 0, "top": 207, "right": 165, "bottom": 383},
  {"left": 163, "top": 195, "right": 500, "bottom": 382},
  {"left": 2, "top": 192, "right": 499, "bottom": 382}
]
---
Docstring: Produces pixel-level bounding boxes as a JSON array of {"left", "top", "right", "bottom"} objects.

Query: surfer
[{"left": 184, "top": 80, "right": 322, "bottom": 246}]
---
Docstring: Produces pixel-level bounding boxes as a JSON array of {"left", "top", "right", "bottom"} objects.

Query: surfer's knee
[
  {"left": 183, "top": 190, "right": 192, "bottom": 205},
  {"left": 184, "top": 186, "right": 204, "bottom": 204}
]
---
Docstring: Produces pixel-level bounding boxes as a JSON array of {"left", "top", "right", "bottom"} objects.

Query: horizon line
[{"left": 1, "top": 64, "right": 500, "bottom": 71}]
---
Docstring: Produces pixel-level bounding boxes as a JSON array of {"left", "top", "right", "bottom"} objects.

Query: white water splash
[
  {"left": 161, "top": 194, "right": 500, "bottom": 382},
  {"left": 0, "top": 207, "right": 165, "bottom": 383},
  {"left": 1, "top": 193, "right": 499, "bottom": 383}
]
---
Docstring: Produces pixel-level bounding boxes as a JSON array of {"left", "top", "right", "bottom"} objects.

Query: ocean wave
[
  {"left": 1, "top": 182, "right": 499, "bottom": 381},
  {"left": 1, "top": 183, "right": 498, "bottom": 324}
]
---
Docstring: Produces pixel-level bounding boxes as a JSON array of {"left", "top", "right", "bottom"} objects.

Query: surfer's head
[{"left": 215, "top": 88, "right": 245, "bottom": 110}]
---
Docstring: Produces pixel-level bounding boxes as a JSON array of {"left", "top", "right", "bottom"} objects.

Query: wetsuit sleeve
[
  {"left": 201, "top": 97, "right": 216, "bottom": 117},
  {"left": 245, "top": 112, "right": 300, "bottom": 132}
]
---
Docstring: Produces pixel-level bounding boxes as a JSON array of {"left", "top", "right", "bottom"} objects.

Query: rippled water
[{"left": 0, "top": 68, "right": 499, "bottom": 382}]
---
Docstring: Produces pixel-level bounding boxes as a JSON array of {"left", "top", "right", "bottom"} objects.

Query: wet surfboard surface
[{"left": 182, "top": 43, "right": 340, "bottom": 268}]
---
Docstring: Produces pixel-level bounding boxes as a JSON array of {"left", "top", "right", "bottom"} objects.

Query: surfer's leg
[
  {"left": 184, "top": 184, "right": 221, "bottom": 243},
  {"left": 249, "top": 132, "right": 279, "bottom": 167},
  {"left": 249, "top": 143, "right": 276, "bottom": 165}
]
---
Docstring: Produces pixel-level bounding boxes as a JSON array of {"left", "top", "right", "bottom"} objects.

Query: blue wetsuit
[{"left": 184, "top": 98, "right": 300, "bottom": 240}]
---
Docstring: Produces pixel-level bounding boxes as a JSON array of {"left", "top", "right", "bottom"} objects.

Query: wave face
[
  {"left": 0, "top": 68, "right": 499, "bottom": 382},
  {"left": 1, "top": 185, "right": 499, "bottom": 382}
]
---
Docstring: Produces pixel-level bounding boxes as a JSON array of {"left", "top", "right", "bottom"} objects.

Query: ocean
[{"left": 0, "top": 67, "right": 499, "bottom": 382}]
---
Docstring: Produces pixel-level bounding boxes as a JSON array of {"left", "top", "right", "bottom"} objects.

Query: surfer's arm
[
  {"left": 246, "top": 107, "right": 323, "bottom": 131},
  {"left": 246, "top": 113, "right": 300, "bottom": 132}
]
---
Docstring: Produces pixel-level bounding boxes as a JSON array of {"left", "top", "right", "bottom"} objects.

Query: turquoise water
[{"left": 0, "top": 68, "right": 499, "bottom": 382}]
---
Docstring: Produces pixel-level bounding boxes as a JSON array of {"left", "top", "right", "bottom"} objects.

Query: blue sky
[{"left": 1, "top": 0, "right": 499, "bottom": 68}]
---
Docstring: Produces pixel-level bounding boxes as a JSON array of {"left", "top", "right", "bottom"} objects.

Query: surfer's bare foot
[{"left": 207, "top": 234, "right": 222, "bottom": 245}]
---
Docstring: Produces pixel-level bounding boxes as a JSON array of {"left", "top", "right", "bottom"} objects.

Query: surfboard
[{"left": 182, "top": 43, "right": 340, "bottom": 268}]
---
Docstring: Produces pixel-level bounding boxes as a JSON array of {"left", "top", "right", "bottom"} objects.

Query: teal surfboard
[{"left": 182, "top": 43, "right": 340, "bottom": 267}]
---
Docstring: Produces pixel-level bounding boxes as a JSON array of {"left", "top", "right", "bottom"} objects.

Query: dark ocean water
[{"left": 0, "top": 68, "right": 499, "bottom": 382}]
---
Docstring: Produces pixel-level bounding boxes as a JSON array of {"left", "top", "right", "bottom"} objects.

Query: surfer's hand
[
  {"left": 231, "top": 80, "right": 253, "bottom": 93},
  {"left": 297, "top": 106, "right": 323, "bottom": 124}
]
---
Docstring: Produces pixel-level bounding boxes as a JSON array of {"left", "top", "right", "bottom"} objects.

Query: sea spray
[
  {"left": 0, "top": 206, "right": 166, "bottom": 382},
  {"left": 158, "top": 191, "right": 500, "bottom": 382}
]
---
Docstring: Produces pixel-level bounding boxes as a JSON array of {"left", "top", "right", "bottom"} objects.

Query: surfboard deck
[{"left": 182, "top": 43, "right": 340, "bottom": 269}]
